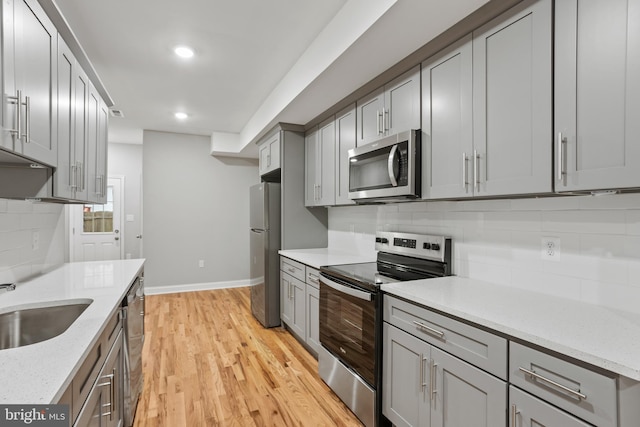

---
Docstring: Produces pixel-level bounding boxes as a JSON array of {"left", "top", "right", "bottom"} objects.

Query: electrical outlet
[
  {"left": 32, "top": 231, "right": 39, "bottom": 251},
  {"left": 199, "top": 260, "right": 205, "bottom": 268},
  {"left": 541, "top": 237, "right": 561, "bottom": 260}
]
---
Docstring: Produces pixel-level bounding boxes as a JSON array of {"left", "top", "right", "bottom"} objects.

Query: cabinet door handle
[
  {"left": 430, "top": 359, "right": 437, "bottom": 402},
  {"left": 110, "top": 367, "right": 117, "bottom": 421},
  {"left": 419, "top": 354, "right": 427, "bottom": 393},
  {"left": 384, "top": 108, "right": 389, "bottom": 132},
  {"left": 511, "top": 404, "right": 520, "bottom": 427},
  {"left": 413, "top": 320, "right": 445, "bottom": 339},
  {"left": 557, "top": 132, "right": 567, "bottom": 183},
  {"left": 70, "top": 165, "right": 77, "bottom": 190},
  {"left": 462, "top": 152, "right": 468, "bottom": 191},
  {"left": 98, "top": 372, "right": 114, "bottom": 418},
  {"left": 518, "top": 367, "right": 587, "bottom": 400},
  {"left": 24, "top": 96, "right": 31, "bottom": 143},
  {"left": 378, "top": 110, "right": 384, "bottom": 135},
  {"left": 473, "top": 149, "right": 480, "bottom": 192},
  {"left": 8, "top": 90, "right": 23, "bottom": 140}
]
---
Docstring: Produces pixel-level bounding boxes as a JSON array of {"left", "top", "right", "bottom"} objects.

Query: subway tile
[
  {"left": 0, "top": 213, "right": 20, "bottom": 232},
  {"left": 483, "top": 211, "right": 542, "bottom": 231},
  {"left": 626, "top": 211, "right": 640, "bottom": 236},
  {"left": 0, "top": 199, "right": 8, "bottom": 213},
  {"left": 510, "top": 269, "right": 581, "bottom": 299},
  {"left": 464, "top": 261, "right": 511, "bottom": 286},
  {"left": 411, "top": 211, "right": 444, "bottom": 227},
  {"left": 456, "top": 199, "right": 512, "bottom": 212},
  {"left": 579, "top": 280, "right": 640, "bottom": 314},
  {"left": 580, "top": 234, "right": 628, "bottom": 258},
  {"left": 7, "top": 200, "right": 33, "bottom": 214},
  {"left": 578, "top": 192, "right": 640, "bottom": 210},
  {"left": 510, "top": 196, "right": 581, "bottom": 211},
  {"left": 541, "top": 210, "right": 626, "bottom": 235}
]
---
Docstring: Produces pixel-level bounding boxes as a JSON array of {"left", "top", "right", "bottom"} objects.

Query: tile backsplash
[
  {"left": 328, "top": 193, "right": 640, "bottom": 314},
  {"left": 0, "top": 199, "right": 65, "bottom": 285}
]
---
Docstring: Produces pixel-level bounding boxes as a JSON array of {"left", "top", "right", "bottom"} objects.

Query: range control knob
[
  {"left": 376, "top": 237, "right": 389, "bottom": 244},
  {"left": 431, "top": 243, "right": 441, "bottom": 251},
  {"left": 423, "top": 242, "right": 431, "bottom": 250}
]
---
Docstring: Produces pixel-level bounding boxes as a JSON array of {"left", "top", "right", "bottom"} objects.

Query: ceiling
[{"left": 55, "top": 0, "right": 490, "bottom": 157}]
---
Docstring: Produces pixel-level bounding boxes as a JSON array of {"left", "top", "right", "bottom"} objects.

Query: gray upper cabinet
[
  {"left": 305, "top": 117, "right": 335, "bottom": 207},
  {"left": 2, "top": 0, "right": 58, "bottom": 166},
  {"left": 356, "top": 65, "right": 420, "bottom": 146},
  {"left": 555, "top": 0, "right": 640, "bottom": 192},
  {"left": 422, "top": 35, "right": 473, "bottom": 199},
  {"left": 423, "top": 0, "right": 552, "bottom": 200},
  {"left": 86, "top": 82, "right": 108, "bottom": 204},
  {"left": 258, "top": 132, "right": 280, "bottom": 176},
  {"left": 55, "top": 35, "right": 89, "bottom": 201},
  {"left": 334, "top": 104, "right": 356, "bottom": 205},
  {"left": 472, "top": 0, "right": 552, "bottom": 197}
]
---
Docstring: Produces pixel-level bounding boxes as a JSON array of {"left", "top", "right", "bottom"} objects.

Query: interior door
[{"left": 72, "top": 177, "right": 123, "bottom": 261}]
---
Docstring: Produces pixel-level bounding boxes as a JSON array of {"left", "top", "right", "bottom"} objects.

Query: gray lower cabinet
[
  {"left": 305, "top": 272, "right": 320, "bottom": 355},
  {"left": 280, "top": 271, "right": 305, "bottom": 340},
  {"left": 75, "top": 329, "right": 123, "bottom": 427},
  {"left": 509, "top": 386, "right": 591, "bottom": 427},
  {"left": 383, "top": 323, "right": 506, "bottom": 427},
  {"left": 555, "top": 0, "right": 640, "bottom": 192}
]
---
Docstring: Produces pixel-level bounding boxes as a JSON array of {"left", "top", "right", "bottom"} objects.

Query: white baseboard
[{"left": 145, "top": 278, "right": 260, "bottom": 295}]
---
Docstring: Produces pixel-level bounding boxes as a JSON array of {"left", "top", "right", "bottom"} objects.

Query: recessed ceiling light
[
  {"left": 174, "top": 46, "right": 194, "bottom": 59},
  {"left": 175, "top": 112, "right": 188, "bottom": 120}
]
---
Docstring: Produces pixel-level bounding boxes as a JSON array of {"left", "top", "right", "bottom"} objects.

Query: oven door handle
[{"left": 320, "top": 276, "right": 372, "bottom": 301}]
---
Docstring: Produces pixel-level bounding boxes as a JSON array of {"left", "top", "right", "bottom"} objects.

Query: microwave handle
[
  {"left": 320, "top": 276, "right": 372, "bottom": 301},
  {"left": 388, "top": 145, "right": 399, "bottom": 187}
]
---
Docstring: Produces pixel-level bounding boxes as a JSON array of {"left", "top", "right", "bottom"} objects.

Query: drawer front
[
  {"left": 510, "top": 386, "right": 592, "bottom": 427},
  {"left": 384, "top": 295, "right": 507, "bottom": 379},
  {"left": 305, "top": 267, "right": 320, "bottom": 289},
  {"left": 104, "top": 308, "right": 123, "bottom": 352},
  {"left": 280, "top": 257, "right": 305, "bottom": 282},
  {"left": 72, "top": 335, "right": 106, "bottom": 421},
  {"left": 510, "top": 342, "right": 617, "bottom": 427}
]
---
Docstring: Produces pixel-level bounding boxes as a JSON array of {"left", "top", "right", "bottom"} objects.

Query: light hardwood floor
[{"left": 133, "top": 287, "right": 364, "bottom": 427}]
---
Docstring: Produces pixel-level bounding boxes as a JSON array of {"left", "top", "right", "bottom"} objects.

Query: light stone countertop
[
  {"left": 382, "top": 276, "right": 640, "bottom": 381},
  {"left": 278, "top": 248, "right": 376, "bottom": 269},
  {"left": 0, "top": 259, "right": 145, "bottom": 404}
]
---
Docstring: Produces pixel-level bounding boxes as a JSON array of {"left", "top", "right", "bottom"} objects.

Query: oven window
[{"left": 319, "top": 281, "right": 376, "bottom": 387}]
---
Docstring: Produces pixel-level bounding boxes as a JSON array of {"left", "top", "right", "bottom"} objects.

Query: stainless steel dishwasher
[{"left": 123, "top": 275, "right": 144, "bottom": 427}]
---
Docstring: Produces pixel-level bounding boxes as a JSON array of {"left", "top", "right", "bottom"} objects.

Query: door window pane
[{"left": 83, "top": 185, "right": 114, "bottom": 233}]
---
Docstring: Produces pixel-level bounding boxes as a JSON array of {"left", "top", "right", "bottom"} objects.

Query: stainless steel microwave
[{"left": 348, "top": 129, "right": 421, "bottom": 202}]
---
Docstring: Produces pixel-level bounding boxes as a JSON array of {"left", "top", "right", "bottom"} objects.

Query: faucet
[{"left": 0, "top": 283, "right": 16, "bottom": 292}]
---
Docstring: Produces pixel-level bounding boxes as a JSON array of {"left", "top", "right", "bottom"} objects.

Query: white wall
[
  {"left": 329, "top": 193, "right": 640, "bottom": 314},
  {"left": 0, "top": 199, "right": 65, "bottom": 284},
  {"left": 108, "top": 143, "right": 143, "bottom": 259},
  {"left": 143, "top": 130, "right": 259, "bottom": 289}
]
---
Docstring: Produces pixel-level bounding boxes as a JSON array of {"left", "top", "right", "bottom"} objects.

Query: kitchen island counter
[{"left": 0, "top": 259, "right": 145, "bottom": 404}]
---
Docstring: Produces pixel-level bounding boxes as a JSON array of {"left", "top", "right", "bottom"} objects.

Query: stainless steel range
[{"left": 318, "top": 231, "right": 452, "bottom": 427}]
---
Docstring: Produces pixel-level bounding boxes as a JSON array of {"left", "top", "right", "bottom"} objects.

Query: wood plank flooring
[{"left": 133, "top": 287, "right": 364, "bottom": 427}]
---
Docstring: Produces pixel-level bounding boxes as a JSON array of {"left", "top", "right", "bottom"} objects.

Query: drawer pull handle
[
  {"left": 413, "top": 321, "right": 445, "bottom": 339},
  {"left": 288, "top": 268, "right": 296, "bottom": 273},
  {"left": 519, "top": 367, "right": 587, "bottom": 400}
]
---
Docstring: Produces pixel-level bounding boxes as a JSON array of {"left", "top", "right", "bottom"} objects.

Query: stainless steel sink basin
[{"left": 0, "top": 300, "right": 92, "bottom": 350}]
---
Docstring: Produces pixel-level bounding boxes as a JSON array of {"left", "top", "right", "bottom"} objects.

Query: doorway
[{"left": 70, "top": 176, "right": 125, "bottom": 261}]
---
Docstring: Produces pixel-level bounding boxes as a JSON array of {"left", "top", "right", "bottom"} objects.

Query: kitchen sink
[{"left": 0, "top": 300, "right": 92, "bottom": 350}]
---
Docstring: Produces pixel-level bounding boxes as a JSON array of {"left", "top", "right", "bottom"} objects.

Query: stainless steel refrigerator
[{"left": 249, "top": 182, "right": 281, "bottom": 327}]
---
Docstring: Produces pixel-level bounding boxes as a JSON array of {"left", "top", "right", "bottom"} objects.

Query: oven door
[
  {"left": 319, "top": 274, "right": 376, "bottom": 387},
  {"left": 347, "top": 129, "right": 420, "bottom": 201}
]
